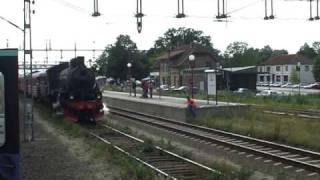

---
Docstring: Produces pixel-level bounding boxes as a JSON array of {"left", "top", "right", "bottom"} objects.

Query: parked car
[
  {"left": 160, "top": 85, "right": 169, "bottom": 91},
  {"left": 302, "top": 82, "right": 320, "bottom": 89},
  {"left": 270, "top": 82, "right": 281, "bottom": 87},
  {"left": 256, "top": 90, "right": 281, "bottom": 96},
  {"left": 173, "top": 86, "right": 188, "bottom": 92},
  {"left": 281, "top": 83, "right": 292, "bottom": 88},
  {"left": 292, "top": 84, "right": 301, "bottom": 88},
  {"left": 233, "top": 88, "right": 252, "bottom": 95}
]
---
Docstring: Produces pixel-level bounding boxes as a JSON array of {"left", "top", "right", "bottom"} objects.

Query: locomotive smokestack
[{"left": 70, "top": 56, "right": 85, "bottom": 68}]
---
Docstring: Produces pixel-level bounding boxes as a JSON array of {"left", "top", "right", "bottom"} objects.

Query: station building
[
  {"left": 154, "top": 44, "right": 257, "bottom": 91},
  {"left": 257, "top": 54, "right": 315, "bottom": 85},
  {"left": 155, "top": 44, "right": 217, "bottom": 89}
]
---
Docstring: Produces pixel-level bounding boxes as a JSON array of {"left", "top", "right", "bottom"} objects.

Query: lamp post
[
  {"left": 297, "top": 61, "right": 301, "bottom": 96},
  {"left": 188, "top": 54, "right": 195, "bottom": 98},
  {"left": 215, "top": 62, "right": 222, "bottom": 105},
  {"left": 127, "top": 62, "right": 132, "bottom": 96}
]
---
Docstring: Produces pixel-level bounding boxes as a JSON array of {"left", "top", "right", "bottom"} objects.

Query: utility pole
[{"left": 23, "top": 0, "right": 35, "bottom": 142}]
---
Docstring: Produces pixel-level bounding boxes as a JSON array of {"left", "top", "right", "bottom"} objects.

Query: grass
[
  {"left": 210, "top": 161, "right": 254, "bottom": 180},
  {"left": 35, "top": 104, "right": 158, "bottom": 180},
  {"left": 195, "top": 109, "right": 320, "bottom": 151}
]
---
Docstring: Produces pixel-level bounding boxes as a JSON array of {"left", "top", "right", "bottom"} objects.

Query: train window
[{"left": 0, "top": 72, "right": 5, "bottom": 147}]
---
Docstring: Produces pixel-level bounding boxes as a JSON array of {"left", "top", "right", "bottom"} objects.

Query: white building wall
[{"left": 257, "top": 64, "right": 315, "bottom": 84}]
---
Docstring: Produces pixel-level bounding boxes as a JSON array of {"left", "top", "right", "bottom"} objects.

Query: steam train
[{"left": 19, "top": 56, "right": 104, "bottom": 122}]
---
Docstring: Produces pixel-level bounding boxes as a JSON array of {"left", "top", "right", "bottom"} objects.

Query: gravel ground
[{"left": 21, "top": 108, "right": 119, "bottom": 180}]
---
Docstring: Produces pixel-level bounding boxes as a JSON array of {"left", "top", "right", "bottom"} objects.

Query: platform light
[
  {"left": 127, "top": 62, "right": 132, "bottom": 96},
  {"left": 188, "top": 54, "right": 195, "bottom": 98}
]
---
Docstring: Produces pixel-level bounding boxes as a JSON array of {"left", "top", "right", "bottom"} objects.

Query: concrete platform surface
[{"left": 103, "top": 91, "right": 251, "bottom": 122}]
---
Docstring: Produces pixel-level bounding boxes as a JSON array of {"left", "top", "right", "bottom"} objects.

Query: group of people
[
  {"left": 130, "top": 79, "right": 154, "bottom": 98},
  {"left": 141, "top": 80, "right": 153, "bottom": 98},
  {"left": 131, "top": 78, "right": 197, "bottom": 117}
]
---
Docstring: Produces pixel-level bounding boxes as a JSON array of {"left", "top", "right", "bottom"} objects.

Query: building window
[
  {"left": 266, "top": 66, "right": 271, "bottom": 72},
  {"left": 259, "top": 67, "right": 263, "bottom": 72},
  {"left": 276, "top": 75, "right": 281, "bottom": 82},
  {"left": 305, "top": 65, "right": 310, "bottom": 72},
  {"left": 283, "top": 75, "right": 288, "bottom": 82},
  {"left": 259, "top": 76, "right": 264, "bottom": 82},
  {"left": 266, "top": 76, "right": 270, "bottom": 82},
  {"left": 285, "top": 66, "right": 288, "bottom": 71},
  {"left": 276, "top": 66, "right": 281, "bottom": 71}
]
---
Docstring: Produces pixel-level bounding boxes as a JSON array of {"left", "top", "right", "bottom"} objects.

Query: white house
[{"left": 257, "top": 54, "right": 315, "bottom": 85}]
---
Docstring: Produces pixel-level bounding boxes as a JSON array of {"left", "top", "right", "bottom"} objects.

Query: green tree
[
  {"left": 313, "top": 55, "right": 320, "bottom": 82},
  {"left": 223, "top": 42, "right": 289, "bottom": 67},
  {"left": 312, "top": 41, "right": 320, "bottom": 55},
  {"left": 271, "top": 49, "right": 288, "bottom": 57},
  {"left": 148, "top": 27, "right": 221, "bottom": 62},
  {"left": 298, "top": 43, "right": 317, "bottom": 59},
  {"left": 290, "top": 70, "right": 300, "bottom": 84},
  {"left": 96, "top": 35, "right": 150, "bottom": 81},
  {"left": 224, "top": 41, "right": 248, "bottom": 58},
  {"left": 154, "top": 27, "right": 213, "bottom": 50}
]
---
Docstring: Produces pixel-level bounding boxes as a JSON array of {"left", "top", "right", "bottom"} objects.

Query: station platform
[{"left": 103, "top": 91, "right": 251, "bottom": 122}]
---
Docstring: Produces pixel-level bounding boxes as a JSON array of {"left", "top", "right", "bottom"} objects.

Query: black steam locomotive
[{"left": 19, "top": 56, "right": 104, "bottom": 122}]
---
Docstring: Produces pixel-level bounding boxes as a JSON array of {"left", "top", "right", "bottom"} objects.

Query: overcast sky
[{"left": 1, "top": 0, "right": 320, "bottom": 64}]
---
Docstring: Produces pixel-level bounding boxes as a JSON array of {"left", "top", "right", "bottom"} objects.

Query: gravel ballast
[{"left": 21, "top": 109, "right": 119, "bottom": 180}]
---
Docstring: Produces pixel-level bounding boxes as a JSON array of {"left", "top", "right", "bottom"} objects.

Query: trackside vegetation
[{"left": 194, "top": 109, "right": 320, "bottom": 152}]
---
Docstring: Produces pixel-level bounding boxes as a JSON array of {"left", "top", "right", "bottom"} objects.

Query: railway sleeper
[
  {"left": 163, "top": 168, "right": 198, "bottom": 175},
  {"left": 146, "top": 158, "right": 180, "bottom": 163},
  {"left": 153, "top": 163, "right": 190, "bottom": 169}
]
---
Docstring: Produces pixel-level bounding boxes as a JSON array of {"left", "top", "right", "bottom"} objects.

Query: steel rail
[
  {"left": 108, "top": 105, "right": 320, "bottom": 174},
  {"left": 255, "top": 106, "right": 320, "bottom": 119},
  {"left": 86, "top": 123, "right": 218, "bottom": 179}
]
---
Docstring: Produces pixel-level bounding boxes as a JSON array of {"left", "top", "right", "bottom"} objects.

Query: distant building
[
  {"left": 222, "top": 66, "right": 257, "bottom": 91},
  {"left": 155, "top": 44, "right": 217, "bottom": 89},
  {"left": 257, "top": 54, "right": 315, "bottom": 85}
]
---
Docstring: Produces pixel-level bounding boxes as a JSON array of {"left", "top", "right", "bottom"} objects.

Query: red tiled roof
[
  {"left": 156, "top": 49, "right": 186, "bottom": 61},
  {"left": 260, "top": 54, "right": 313, "bottom": 66},
  {"left": 155, "top": 44, "right": 215, "bottom": 67}
]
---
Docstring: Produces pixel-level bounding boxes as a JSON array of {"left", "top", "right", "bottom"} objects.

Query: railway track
[
  {"left": 86, "top": 123, "right": 218, "bottom": 180},
  {"left": 108, "top": 105, "right": 320, "bottom": 177},
  {"left": 256, "top": 106, "right": 320, "bottom": 119}
]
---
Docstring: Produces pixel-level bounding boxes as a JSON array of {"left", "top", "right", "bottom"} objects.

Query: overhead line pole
[
  {"left": 23, "top": 0, "right": 34, "bottom": 142},
  {"left": 310, "top": 0, "right": 314, "bottom": 21},
  {"left": 316, "top": 0, "right": 320, "bottom": 20}
]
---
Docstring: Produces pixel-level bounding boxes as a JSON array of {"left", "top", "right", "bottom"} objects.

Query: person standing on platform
[
  {"left": 186, "top": 96, "right": 197, "bottom": 117},
  {"left": 149, "top": 80, "right": 153, "bottom": 98},
  {"left": 142, "top": 80, "right": 148, "bottom": 98},
  {"left": 132, "top": 79, "right": 137, "bottom": 97}
]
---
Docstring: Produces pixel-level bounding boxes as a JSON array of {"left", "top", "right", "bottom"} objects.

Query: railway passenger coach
[{"left": 0, "top": 49, "right": 20, "bottom": 179}]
